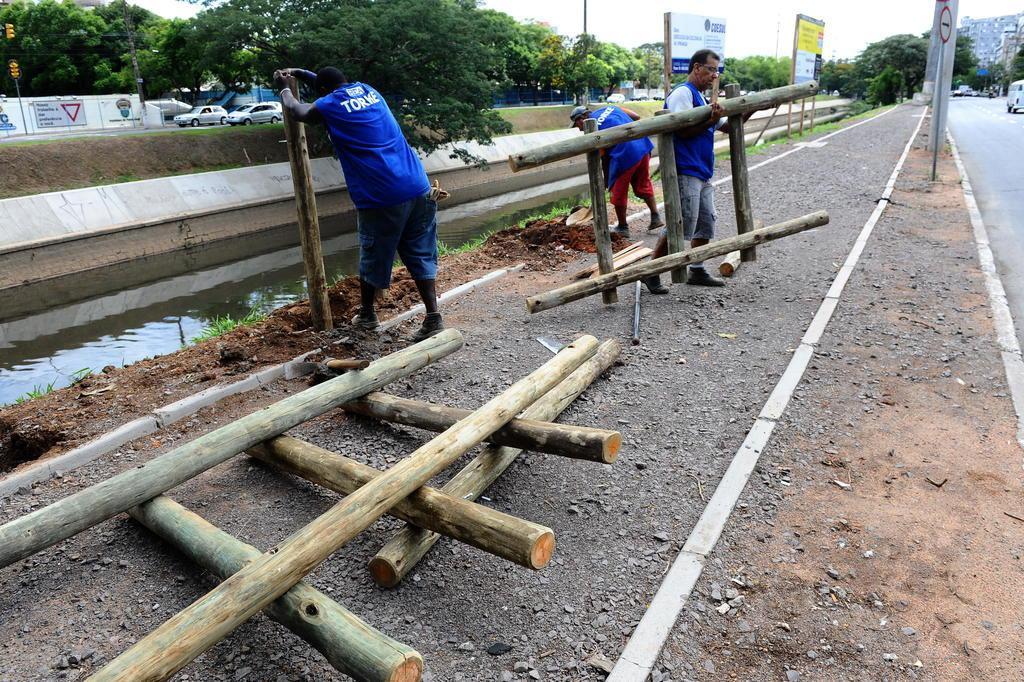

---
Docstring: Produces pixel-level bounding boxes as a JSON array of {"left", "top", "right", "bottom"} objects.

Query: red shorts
[{"left": 609, "top": 154, "right": 655, "bottom": 207}]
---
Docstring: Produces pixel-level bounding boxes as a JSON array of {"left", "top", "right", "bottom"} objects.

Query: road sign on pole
[{"left": 939, "top": 5, "right": 953, "bottom": 43}]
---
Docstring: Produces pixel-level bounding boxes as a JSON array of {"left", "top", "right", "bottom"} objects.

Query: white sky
[{"left": 134, "top": 0, "right": 1024, "bottom": 59}]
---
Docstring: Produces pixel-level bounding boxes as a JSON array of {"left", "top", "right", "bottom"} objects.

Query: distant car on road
[
  {"left": 606, "top": 93, "right": 626, "bottom": 103},
  {"left": 148, "top": 99, "right": 193, "bottom": 118},
  {"left": 1008, "top": 80, "right": 1024, "bottom": 113},
  {"left": 226, "top": 102, "right": 282, "bottom": 126},
  {"left": 173, "top": 106, "right": 228, "bottom": 128}
]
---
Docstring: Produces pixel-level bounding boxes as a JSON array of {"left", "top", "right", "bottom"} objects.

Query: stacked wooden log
[
  {"left": 572, "top": 242, "right": 653, "bottom": 281},
  {"left": 0, "top": 329, "right": 623, "bottom": 682}
]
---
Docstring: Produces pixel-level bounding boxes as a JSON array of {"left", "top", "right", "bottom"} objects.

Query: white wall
[{"left": 0, "top": 93, "right": 160, "bottom": 137}]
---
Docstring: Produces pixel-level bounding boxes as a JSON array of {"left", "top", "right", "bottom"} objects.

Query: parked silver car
[
  {"left": 173, "top": 105, "right": 228, "bottom": 127},
  {"left": 226, "top": 102, "right": 283, "bottom": 126}
]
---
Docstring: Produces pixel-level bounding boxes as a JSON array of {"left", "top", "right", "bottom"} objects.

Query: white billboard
[
  {"left": 665, "top": 13, "right": 727, "bottom": 74},
  {"left": 34, "top": 100, "right": 89, "bottom": 128}
]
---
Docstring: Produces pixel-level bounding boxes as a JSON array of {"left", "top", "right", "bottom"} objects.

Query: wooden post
[
  {"left": 342, "top": 393, "right": 620, "bottom": 463},
  {"left": 525, "top": 212, "right": 830, "bottom": 313},
  {"left": 250, "top": 436, "right": 555, "bottom": 570},
  {"left": 370, "top": 339, "right": 621, "bottom": 587},
  {"left": 798, "top": 96, "right": 807, "bottom": 135},
  {"left": 0, "top": 330, "right": 464, "bottom": 569},
  {"left": 91, "top": 336, "right": 599, "bottom": 681},
  {"left": 129, "top": 496, "right": 422, "bottom": 682},
  {"left": 752, "top": 105, "right": 781, "bottom": 147},
  {"left": 718, "top": 251, "right": 741, "bottom": 277},
  {"left": 282, "top": 80, "right": 333, "bottom": 331},
  {"left": 655, "top": 110, "right": 685, "bottom": 283},
  {"left": 583, "top": 118, "right": 617, "bottom": 305},
  {"left": 725, "top": 84, "right": 756, "bottom": 262},
  {"left": 809, "top": 95, "right": 817, "bottom": 130},
  {"left": 507, "top": 82, "right": 818, "bottom": 172}
]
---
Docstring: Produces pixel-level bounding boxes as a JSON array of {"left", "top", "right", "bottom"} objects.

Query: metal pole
[
  {"left": 123, "top": 0, "right": 147, "bottom": 127},
  {"left": 13, "top": 78, "right": 27, "bottom": 136},
  {"left": 931, "top": 40, "right": 945, "bottom": 181}
]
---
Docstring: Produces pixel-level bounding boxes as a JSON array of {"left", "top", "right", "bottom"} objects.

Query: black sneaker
[
  {"left": 612, "top": 224, "right": 630, "bottom": 237},
  {"left": 685, "top": 268, "right": 725, "bottom": 287},
  {"left": 410, "top": 312, "right": 445, "bottom": 342},
  {"left": 647, "top": 214, "right": 665, "bottom": 231},
  {"left": 643, "top": 276, "right": 669, "bottom": 294},
  {"left": 350, "top": 311, "right": 380, "bottom": 331}
]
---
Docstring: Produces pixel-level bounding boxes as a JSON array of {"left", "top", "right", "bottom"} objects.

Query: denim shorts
[{"left": 356, "top": 193, "right": 438, "bottom": 289}]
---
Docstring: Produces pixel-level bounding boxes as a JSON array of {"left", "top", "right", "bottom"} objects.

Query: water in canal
[{"left": 0, "top": 177, "right": 587, "bottom": 406}]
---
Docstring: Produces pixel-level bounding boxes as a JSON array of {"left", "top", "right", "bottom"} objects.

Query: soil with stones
[{"left": 4, "top": 106, "right": 1014, "bottom": 682}]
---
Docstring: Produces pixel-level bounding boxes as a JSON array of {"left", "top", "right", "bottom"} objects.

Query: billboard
[
  {"left": 665, "top": 12, "right": 727, "bottom": 75},
  {"left": 792, "top": 14, "right": 825, "bottom": 84},
  {"left": 34, "top": 100, "right": 88, "bottom": 128}
]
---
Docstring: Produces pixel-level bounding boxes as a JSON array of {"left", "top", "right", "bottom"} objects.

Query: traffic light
[
  {"left": 8, "top": 60, "right": 20, "bottom": 80},
  {"left": 4, "top": 24, "right": 13, "bottom": 40}
]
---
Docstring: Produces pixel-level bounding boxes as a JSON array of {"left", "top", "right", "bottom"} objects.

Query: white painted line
[
  {"left": 948, "top": 133, "right": 1024, "bottom": 449},
  {"left": 608, "top": 106, "right": 926, "bottom": 682},
  {"left": 802, "top": 296, "right": 841, "bottom": 346}
]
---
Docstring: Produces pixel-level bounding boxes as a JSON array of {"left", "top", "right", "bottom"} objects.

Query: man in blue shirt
[
  {"left": 569, "top": 105, "right": 664, "bottom": 237},
  {"left": 275, "top": 66, "right": 443, "bottom": 341},
  {"left": 645, "top": 48, "right": 751, "bottom": 291}
]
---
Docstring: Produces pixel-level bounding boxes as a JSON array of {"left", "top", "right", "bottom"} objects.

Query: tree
[
  {"left": 820, "top": 59, "right": 857, "bottom": 96},
  {"left": 595, "top": 41, "right": 639, "bottom": 97},
  {"left": 952, "top": 34, "right": 978, "bottom": 82},
  {"left": 633, "top": 43, "right": 663, "bottom": 90},
  {"left": 855, "top": 34, "right": 928, "bottom": 100},
  {"left": 721, "top": 56, "right": 790, "bottom": 92},
  {"left": 867, "top": 65, "right": 903, "bottom": 105},
  {"left": 1013, "top": 45, "right": 1024, "bottom": 83}
]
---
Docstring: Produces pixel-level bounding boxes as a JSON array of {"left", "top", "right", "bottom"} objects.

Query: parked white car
[
  {"left": 606, "top": 93, "right": 626, "bottom": 103},
  {"left": 226, "top": 102, "right": 283, "bottom": 126},
  {"left": 1008, "top": 80, "right": 1024, "bottom": 113},
  {"left": 173, "top": 106, "right": 228, "bottom": 127}
]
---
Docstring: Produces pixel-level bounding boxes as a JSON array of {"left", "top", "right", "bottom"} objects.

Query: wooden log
[
  {"left": 369, "top": 339, "right": 621, "bottom": 588},
  {"left": 0, "top": 330, "right": 464, "bottom": 570},
  {"left": 655, "top": 109, "right": 686, "bottom": 283},
  {"left": 90, "top": 336, "right": 599, "bottom": 681},
  {"left": 508, "top": 82, "right": 819, "bottom": 172},
  {"left": 631, "top": 281, "right": 642, "bottom": 346},
  {"left": 282, "top": 80, "right": 332, "bottom": 331},
  {"left": 584, "top": 118, "right": 617, "bottom": 305},
  {"left": 525, "top": 212, "right": 830, "bottom": 314},
  {"left": 590, "top": 247, "right": 652, "bottom": 278},
  {"left": 249, "top": 436, "right": 555, "bottom": 570},
  {"left": 128, "top": 495, "right": 422, "bottom": 682},
  {"left": 342, "top": 393, "right": 620, "bottom": 463},
  {"left": 752, "top": 104, "right": 781, "bottom": 147},
  {"left": 718, "top": 251, "right": 741, "bottom": 277},
  {"left": 725, "top": 84, "right": 756, "bottom": 263},
  {"left": 572, "top": 242, "right": 645, "bottom": 279},
  {"left": 326, "top": 359, "right": 371, "bottom": 371}
]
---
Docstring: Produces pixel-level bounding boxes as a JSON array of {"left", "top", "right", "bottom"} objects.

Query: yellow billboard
[{"left": 793, "top": 14, "right": 825, "bottom": 84}]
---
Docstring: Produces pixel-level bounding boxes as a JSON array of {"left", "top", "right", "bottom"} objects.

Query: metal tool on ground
[
  {"left": 536, "top": 336, "right": 564, "bottom": 354},
  {"left": 631, "top": 281, "right": 642, "bottom": 346}
]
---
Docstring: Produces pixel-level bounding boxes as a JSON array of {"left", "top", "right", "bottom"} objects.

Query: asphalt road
[{"left": 947, "top": 96, "right": 1024, "bottom": 347}]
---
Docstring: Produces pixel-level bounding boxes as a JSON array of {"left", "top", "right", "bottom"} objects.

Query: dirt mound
[
  {"left": 0, "top": 417, "right": 65, "bottom": 473},
  {"left": 485, "top": 217, "right": 631, "bottom": 255},
  {"left": 273, "top": 274, "right": 424, "bottom": 331}
]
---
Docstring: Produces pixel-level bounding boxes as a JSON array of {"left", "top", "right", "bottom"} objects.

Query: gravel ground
[{"left": 0, "top": 105, "right": 927, "bottom": 681}]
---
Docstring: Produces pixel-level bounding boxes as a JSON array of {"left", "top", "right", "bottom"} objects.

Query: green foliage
[
  {"left": 721, "top": 56, "right": 791, "bottom": 92},
  {"left": 191, "top": 305, "right": 267, "bottom": 343},
  {"left": 13, "top": 380, "right": 58, "bottom": 405},
  {"left": 633, "top": 43, "right": 663, "bottom": 90},
  {"left": 854, "top": 34, "right": 928, "bottom": 100},
  {"left": 952, "top": 35, "right": 978, "bottom": 82},
  {"left": 867, "top": 66, "right": 904, "bottom": 105},
  {"left": 820, "top": 60, "right": 857, "bottom": 96},
  {"left": 1014, "top": 46, "right": 1024, "bottom": 83}
]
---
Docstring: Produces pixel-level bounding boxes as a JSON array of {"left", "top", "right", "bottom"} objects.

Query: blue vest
[
  {"left": 314, "top": 82, "right": 430, "bottom": 210},
  {"left": 589, "top": 106, "right": 654, "bottom": 186},
  {"left": 667, "top": 82, "right": 716, "bottom": 181}
]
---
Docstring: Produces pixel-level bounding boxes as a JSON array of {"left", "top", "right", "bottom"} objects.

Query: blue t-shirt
[
  {"left": 314, "top": 82, "right": 430, "bottom": 210},
  {"left": 666, "top": 82, "right": 716, "bottom": 181},
  {"left": 588, "top": 106, "right": 653, "bottom": 186}
]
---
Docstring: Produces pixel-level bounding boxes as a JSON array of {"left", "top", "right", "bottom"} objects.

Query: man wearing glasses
[{"left": 645, "top": 48, "right": 750, "bottom": 291}]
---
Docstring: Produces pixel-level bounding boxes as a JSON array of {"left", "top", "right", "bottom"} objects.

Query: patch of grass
[
  {"left": 13, "top": 380, "right": 58, "bottom": 405},
  {"left": 191, "top": 304, "right": 267, "bottom": 343},
  {"left": 738, "top": 103, "right": 897, "bottom": 158}
]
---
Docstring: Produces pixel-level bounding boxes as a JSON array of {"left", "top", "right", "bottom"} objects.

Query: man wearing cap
[
  {"left": 645, "top": 48, "right": 752, "bottom": 290},
  {"left": 570, "top": 105, "right": 664, "bottom": 239},
  {"left": 275, "top": 66, "right": 444, "bottom": 341}
]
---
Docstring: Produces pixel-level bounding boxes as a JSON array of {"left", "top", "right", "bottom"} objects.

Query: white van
[{"left": 1008, "top": 80, "right": 1024, "bottom": 113}]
